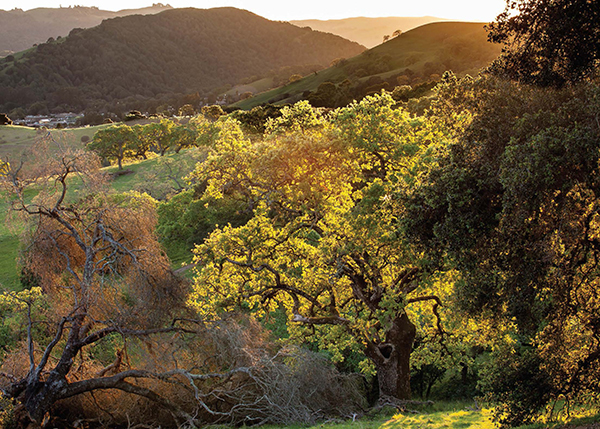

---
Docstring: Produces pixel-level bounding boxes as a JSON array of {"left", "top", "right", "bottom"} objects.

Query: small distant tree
[
  {"left": 289, "top": 74, "right": 303, "bottom": 83},
  {"left": 88, "top": 124, "right": 136, "bottom": 170},
  {"left": 131, "top": 124, "right": 153, "bottom": 159},
  {"left": 0, "top": 113, "right": 12, "bottom": 125},
  {"left": 143, "top": 119, "right": 175, "bottom": 156},
  {"left": 397, "top": 75, "right": 410, "bottom": 86},
  {"left": 383, "top": 35, "right": 390, "bottom": 43},
  {"left": 170, "top": 123, "right": 198, "bottom": 153},
  {"left": 240, "top": 91, "right": 253, "bottom": 100},
  {"left": 8, "top": 107, "right": 26, "bottom": 120},
  {"left": 178, "top": 104, "right": 195, "bottom": 116},
  {"left": 201, "top": 105, "right": 225, "bottom": 121},
  {"left": 391, "top": 85, "right": 413, "bottom": 102},
  {"left": 124, "top": 110, "right": 145, "bottom": 121},
  {"left": 330, "top": 58, "right": 346, "bottom": 67},
  {"left": 392, "top": 29, "right": 402, "bottom": 38}
]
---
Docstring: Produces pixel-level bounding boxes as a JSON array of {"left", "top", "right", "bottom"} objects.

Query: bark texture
[{"left": 365, "top": 312, "right": 416, "bottom": 399}]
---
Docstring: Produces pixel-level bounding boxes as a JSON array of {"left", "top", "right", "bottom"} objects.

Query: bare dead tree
[{"left": 0, "top": 142, "right": 364, "bottom": 427}]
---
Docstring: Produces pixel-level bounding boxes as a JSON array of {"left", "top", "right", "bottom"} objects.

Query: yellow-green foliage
[
  {"left": 189, "top": 94, "right": 459, "bottom": 378},
  {"left": 0, "top": 392, "right": 15, "bottom": 429}
]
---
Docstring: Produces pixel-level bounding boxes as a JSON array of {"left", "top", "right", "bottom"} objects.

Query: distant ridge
[
  {"left": 0, "top": 4, "right": 173, "bottom": 56},
  {"left": 291, "top": 16, "right": 450, "bottom": 48},
  {"left": 0, "top": 7, "right": 365, "bottom": 114},
  {"left": 236, "top": 21, "right": 502, "bottom": 109}
]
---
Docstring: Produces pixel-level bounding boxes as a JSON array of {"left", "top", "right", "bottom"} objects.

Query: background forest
[{"left": 0, "top": 0, "right": 600, "bottom": 428}]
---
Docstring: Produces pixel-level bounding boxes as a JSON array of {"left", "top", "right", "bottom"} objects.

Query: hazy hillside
[
  {"left": 235, "top": 21, "right": 502, "bottom": 109},
  {"left": 291, "top": 16, "right": 450, "bottom": 48},
  {"left": 0, "top": 4, "right": 173, "bottom": 56},
  {"left": 0, "top": 7, "right": 365, "bottom": 115}
]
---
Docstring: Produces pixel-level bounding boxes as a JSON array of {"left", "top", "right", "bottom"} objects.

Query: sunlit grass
[
  {"left": 517, "top": 402, "right": 600, "bottom": 429},
  {"left": 380, "top": 408, "right": 494, "bottom": 429},
  {"left": 0, "top": 124, "right": 109, "bottom": 159},
  {"left": 256, "top": 403, "right": 600, "bottom": 429},
  {"left": 254, "top": 403, "right": 495, "bottom": 429}
]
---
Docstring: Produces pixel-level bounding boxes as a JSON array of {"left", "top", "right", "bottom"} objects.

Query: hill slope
[
  {"left": 291, "top": 16, "right": 449, "bottom": 48},
  {"left": 0, "top": 7, "right": 365, "bottom": 114},
  {"left": 0, "top": 4, "right": 173, "bottom": 56},
  {"left": 235, "top": 22, "right": 502, "bottom": 109}
]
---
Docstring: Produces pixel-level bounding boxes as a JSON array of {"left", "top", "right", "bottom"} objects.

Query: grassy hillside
[
  {"left": 235, "top": 22, "right": 502, "bottom": 109},
  {"left": 0, "top": 124, "right": 109, "bottom": 159},
  {"left": 0, "top": 4, "right": 172, "bottom": 56},
  {"left": 291, "top": 16, "right": 449, "bottom": 48},
  {"left": 0, "top": 8, "right": 365, "bottom": 115}
]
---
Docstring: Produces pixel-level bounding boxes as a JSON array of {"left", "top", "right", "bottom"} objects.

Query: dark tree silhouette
[{"left": 488, "top": 0, "right": 600, "bottom": 86}]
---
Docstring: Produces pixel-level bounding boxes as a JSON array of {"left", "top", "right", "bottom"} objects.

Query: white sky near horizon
[{"left": 0, "top": 0, "right": 507, "bottom": 22}]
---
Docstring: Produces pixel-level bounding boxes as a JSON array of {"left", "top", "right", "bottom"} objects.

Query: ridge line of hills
[
  {"left": 0, "top": 7, "right": 365, "bottom": 116},
  {"left": 290, "top": 16, "right": 451, "bottom": 48},
  {"left": 0, "top": 8, "right": 502, "bottom": 121},
  {"left": 235, "top": 21, "right": 502, "bottom": 110},
  {"left": 0, "top": 3, "right": 173, "bottom": 55}
]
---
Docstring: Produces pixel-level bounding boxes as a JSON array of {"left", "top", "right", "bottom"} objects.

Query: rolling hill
[
  {"left": 234, "top": 21, "right": 502, "bottom": 109},
  {"left": 0, "top": 7, "right": 365, "bottom": 115},
  {"left": 0, "top": 4, "right": 173, "bottom": 56},
  {"left": 290, "top": 16, "right": 450, "bottom": 48}
]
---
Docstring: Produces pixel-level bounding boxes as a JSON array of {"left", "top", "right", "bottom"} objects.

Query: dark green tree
[
  {"left": 88, "top": 124, "right": 136, "bottom": 170},
  {"left": 488, "top": 0, "right": 600, "bottom": 86},
  {"left": 407, "top": 76, "right": 600, "bottom": 426}
]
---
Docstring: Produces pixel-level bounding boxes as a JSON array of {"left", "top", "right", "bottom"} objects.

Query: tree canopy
[
  {"left": 488, "top": 0, "right": 600, "bottom": 86},
  {"left": 189, "top": 97, "right": 457, "bottom": 400},
  {"left": 406, "top": 75, "right": 600, "bottom": 426}
]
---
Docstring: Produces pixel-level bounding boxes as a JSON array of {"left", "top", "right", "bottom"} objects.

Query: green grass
[
  {"left": 253, "top": 402, "right": 495, "bottom": 429},
  {"left": 0, "top": 125, "right": 38, "bottom": 158},
  {"left": 225, "top": 77, "right": 276, "bottom": 98},
  {"left": 254, "top": 402, "right": 600, "bottom": 429},
  {"left": 0, "top": 231, "right": 21, "bottom": 291},
  {"left": 0, "top": 124, "right": 110, "bottom": 159},
  {"left": 0, "top": 188, "right": 38, "bottom": 291}
]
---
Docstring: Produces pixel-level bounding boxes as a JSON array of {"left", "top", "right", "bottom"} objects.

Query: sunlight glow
[{"left": 1, "top": 0, "right": 507, "bottom": 22}]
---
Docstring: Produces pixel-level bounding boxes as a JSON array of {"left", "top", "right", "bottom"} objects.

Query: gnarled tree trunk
[{"left": 365, "top": 312, "right": 416, "bottom": 399}]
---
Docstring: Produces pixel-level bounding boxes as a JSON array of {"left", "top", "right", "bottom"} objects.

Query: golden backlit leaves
[{"left": 189, "top": 94, "right": 459, "bottom": 369}]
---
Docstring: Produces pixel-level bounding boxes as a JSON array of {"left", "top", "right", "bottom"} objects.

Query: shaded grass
[
  {"left": 0, "top": 188, "right": 37, "bottom": 291},
  {"left": 0, "top": 232, "right": 21, "bottom": 291}
]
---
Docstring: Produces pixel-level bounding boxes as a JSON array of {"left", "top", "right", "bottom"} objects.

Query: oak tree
[
  {"left": 190, "top": 97, "right": 452, "bottom": 400},
  {"left": 488, "top": 0, "right": 600, "bottom": 86}
]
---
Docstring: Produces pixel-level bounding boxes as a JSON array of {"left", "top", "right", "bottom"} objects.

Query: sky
[{"left": 1, "top": 0, "right": 508, "bottom": 22}]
